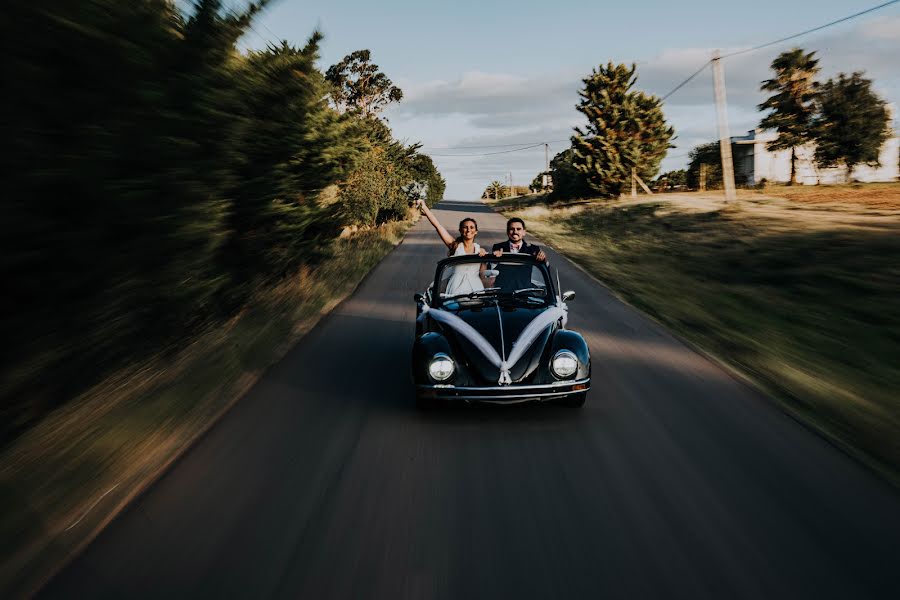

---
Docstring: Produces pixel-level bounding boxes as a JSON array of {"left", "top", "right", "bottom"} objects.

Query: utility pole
[
  {"left": 544, "top": 143, "right": 549, "bottom": 173},
  {"left": 712, "top": 50, "right": 736, "bottom": 202}
]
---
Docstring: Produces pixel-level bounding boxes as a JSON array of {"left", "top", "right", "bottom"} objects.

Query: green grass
[
  {"left": 497, "top": 197, "right": 900, "bottom": 485},
  {"left": 0, "top": 219, "right": 411, "bottom": 598}
]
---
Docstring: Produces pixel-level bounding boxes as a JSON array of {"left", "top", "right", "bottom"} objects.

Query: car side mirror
[
  {"left": 562, "top": 291, "right": 576, "bottom": 302},
  {"left": 414, "top": 293, "right": 425, "bottom": 303}
]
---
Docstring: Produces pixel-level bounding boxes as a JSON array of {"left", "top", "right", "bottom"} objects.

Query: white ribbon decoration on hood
[{"left": 418, "top": 301, "right": 568, "bottom": 385}]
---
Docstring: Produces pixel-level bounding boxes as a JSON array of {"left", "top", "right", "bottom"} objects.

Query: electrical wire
[
  {"left": 660, "top": 61, "right": 711, "bottom": 101},
  {"left": 421, "top": 139, "right": 569, "bottom": 150},
  {"left": 720, "top": 0, "right": 900, "bottom": 59},
  {"left": 427, "top": 142, "right": 548, "bottom": 157},
  {"left": 657, "top": 0, "right": 899, "bottom": 102}
]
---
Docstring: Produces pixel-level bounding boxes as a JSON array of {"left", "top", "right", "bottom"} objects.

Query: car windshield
[{"left": 434, "top": 257, "right": 551, "bottom": 307}]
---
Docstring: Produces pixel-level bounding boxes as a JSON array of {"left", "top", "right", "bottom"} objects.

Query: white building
[{"left": 730, "top": 107, "right": 899, "bottom": 185}]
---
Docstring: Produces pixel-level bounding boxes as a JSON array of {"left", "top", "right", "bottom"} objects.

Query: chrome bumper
[{"left": 416, "top": 378, "right": 590, "bottom": 403}]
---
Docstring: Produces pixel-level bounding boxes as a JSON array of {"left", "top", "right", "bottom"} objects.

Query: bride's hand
[
  {"left": 414, "top": 199, "right": 425, "bottom": 210},
  {"left": 477, "top": 248, "right": 487, "bottom": 257}
]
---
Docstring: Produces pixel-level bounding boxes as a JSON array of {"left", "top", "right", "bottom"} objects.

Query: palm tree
[
  {"left": 487, "top": 180, "right": 505, "bottom": 199},
  {"left": 758, "top": 48, "right": 820, "bottom": 185}
]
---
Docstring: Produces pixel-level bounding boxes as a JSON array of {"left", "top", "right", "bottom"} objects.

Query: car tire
[{"left": 559, "top": 392, "right": 587, "bottom": 408}]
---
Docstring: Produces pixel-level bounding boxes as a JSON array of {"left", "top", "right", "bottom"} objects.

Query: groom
[
  {"left": 491, "top": 218, "right": 548, "bottom": 291},
  {"left": 491, "top": 217, "right": 547, "bottom": 262}
]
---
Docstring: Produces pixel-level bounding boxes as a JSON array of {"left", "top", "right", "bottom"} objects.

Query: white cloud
[{"left": 864, "top": 15, "right": 900, "bottom": 39}]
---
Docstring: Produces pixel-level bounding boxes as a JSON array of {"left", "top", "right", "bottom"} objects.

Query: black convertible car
[{"left": 412, "top": 253, "right": 590, "bottom": 407}]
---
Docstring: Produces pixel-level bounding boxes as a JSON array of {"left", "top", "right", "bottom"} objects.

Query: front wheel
[{"left": 558, "top": 392, "right": 586, "bottom": 408}]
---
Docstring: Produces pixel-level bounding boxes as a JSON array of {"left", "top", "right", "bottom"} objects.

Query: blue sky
[{"left": 237, "top": 0, "right": 900, "bottom": 199}]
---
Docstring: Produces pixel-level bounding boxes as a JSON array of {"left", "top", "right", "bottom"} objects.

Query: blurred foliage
[
  {"left": 502, "top": 196, "right": 900, "bottom": 483},
  {"left": 654, "top": 169, "right": 687, "bottom": 190},
  {"left": 337, "top": 118, "right": 445, "bottom": 225},
  {"left": 0, "top": 0, "right": 442, "bottom": 442}
]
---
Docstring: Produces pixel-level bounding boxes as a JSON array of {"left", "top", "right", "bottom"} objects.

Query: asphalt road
[{"left": 42, "top": 201, "right": 900, "bottom": 599}]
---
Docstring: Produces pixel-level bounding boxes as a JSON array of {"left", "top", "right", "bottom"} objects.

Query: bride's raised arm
[{"left": 416, "top": 200, "right": 456, "bottom": 249}]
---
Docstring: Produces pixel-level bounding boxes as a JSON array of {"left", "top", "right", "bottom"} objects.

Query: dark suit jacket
[
  {"left": 490, "top": 239, "right": 545, "bottom": 291},
  {"left": 491, "top": 239, "right": 542, "bottom": 257}
]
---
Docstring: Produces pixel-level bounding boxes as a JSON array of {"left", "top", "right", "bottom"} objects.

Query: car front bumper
[{"left": 416, "top": 378, "right": 590, "bottom": 403}]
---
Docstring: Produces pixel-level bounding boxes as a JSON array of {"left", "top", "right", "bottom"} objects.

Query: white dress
[{"left": 445, "top": 243, "right": 484, "bottom": 296}]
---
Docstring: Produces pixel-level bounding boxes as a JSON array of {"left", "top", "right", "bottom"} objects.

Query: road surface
[{"left": 42, "top": 201, "right": 900, "bottom": 599}]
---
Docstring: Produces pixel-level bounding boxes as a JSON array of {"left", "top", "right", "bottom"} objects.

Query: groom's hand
[
  {"left": 492, "top": 249, "right": 503, "bottom": 257},
  {"left": 536, "top": 249, "right": 547, "bottom": 262}
]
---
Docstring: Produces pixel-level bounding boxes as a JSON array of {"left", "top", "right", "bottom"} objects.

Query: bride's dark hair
[{"left": 448, "top": 217, "right": 478, "bottom": 256}]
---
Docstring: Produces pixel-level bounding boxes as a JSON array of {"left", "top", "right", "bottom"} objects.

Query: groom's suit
[
  {"left": 490, "top": 239, "right": 546, "bottom": 291},
  {"left": 490, "top": 239, "right": 543, "bottom": 259}
]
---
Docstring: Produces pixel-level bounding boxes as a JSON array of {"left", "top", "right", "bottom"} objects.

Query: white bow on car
[{"left": 418, "top": 301, "right": 568, "bottom": 385}]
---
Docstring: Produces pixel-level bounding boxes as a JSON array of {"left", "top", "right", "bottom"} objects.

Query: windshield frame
[{"left": 430, "top": 254, "right": 556, "bottom": 309}]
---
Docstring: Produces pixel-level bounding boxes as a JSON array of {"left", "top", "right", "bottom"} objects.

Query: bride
[{"left": 416, "top": 200, "right": 487, "bottom": 296}]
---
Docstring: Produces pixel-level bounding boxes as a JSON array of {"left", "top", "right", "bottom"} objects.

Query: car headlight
[
  {"left": 428, "top": 353, "right": 455, "bottom": 382},
  {"left": 551, "top": 350, "right": 578, "bottom": 378}
]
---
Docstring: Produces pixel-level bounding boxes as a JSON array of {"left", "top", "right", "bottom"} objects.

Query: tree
[
  {"left": 529, "top": 171, "right": 550, "bottom": 193},
  {"left": 571, "top": 63, "right": 674, "bottom": 197},
  {"left": 225, "top": 36, "right": 361, "bottom": 280},
  {"left": 758, "top": 48, "right": 820, "bottom": 185},
  {"left": 325, "top": 50, "right": 403, "bottom": 117},
  {"left": 813, "top": 72, "right": 890, "bottom": 181},
  {"left": 654, "top": 169, "right": 687, "bottom": 190},
  {"left": 482, "top": 181, "right": 505, "bottom": 199},
  {"left": 686, "top": 142, "right": 727, "bottom": 189},
  {"left": 549, "top": 149, "right": 593, "bottom": 199}
]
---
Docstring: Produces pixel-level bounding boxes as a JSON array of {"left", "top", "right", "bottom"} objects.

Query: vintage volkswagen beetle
[{"left": 412, "top": 253, "right": 590, "bottom": 407}]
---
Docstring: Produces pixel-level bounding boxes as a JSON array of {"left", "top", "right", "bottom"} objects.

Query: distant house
[{"left": 731, "top": 107, "right": 899, "bottom": 185}]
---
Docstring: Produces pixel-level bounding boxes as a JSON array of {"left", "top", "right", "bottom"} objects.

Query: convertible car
[{"left": 412, "top": 253, "right": 590, "bottom": 407}]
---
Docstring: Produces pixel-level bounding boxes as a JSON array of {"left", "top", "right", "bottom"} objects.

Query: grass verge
[
  {"left": 0, "top": 218, "right": 412, "bottom": 598},
  {"left": 492, "top": 192, "right": 900, "bottom": 486}
]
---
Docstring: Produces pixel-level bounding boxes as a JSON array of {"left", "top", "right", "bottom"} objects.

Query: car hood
[{"left": 434, "top": 303, "right": 556, "bottom": 383}]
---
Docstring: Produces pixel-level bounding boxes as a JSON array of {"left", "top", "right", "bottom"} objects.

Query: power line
[
  {"left": 427, "top": 1, "right": 900, "bottom": 156},
  {"left": 428, "top": 142, "right": 548, "bottom": 157},
  {"left": 658, "top": 0, "right": 900, "bottom": 102},
  {"left": 422, "top": 139, "right": 569, "bottom": 150},
  {"left": 720, "top": 0, "right": 900, "bottom": 59},
  {"left": 660, "top": 61, "right": 711, "bottom": 101}
]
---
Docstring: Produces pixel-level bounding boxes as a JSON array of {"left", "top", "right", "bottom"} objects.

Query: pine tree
[
  {"left": 571, "top": 63, "right": 674, "bottom": 198},
  {"left": 758, "top": 48, "right": 820, "bottom": 185},
  {"left": 813, "top": 72, "right": 890, "bottom": 181}
]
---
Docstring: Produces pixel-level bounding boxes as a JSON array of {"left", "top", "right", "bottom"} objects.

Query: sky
[{"left": 236, "top": 0, "right": 900, "bottom": 199}]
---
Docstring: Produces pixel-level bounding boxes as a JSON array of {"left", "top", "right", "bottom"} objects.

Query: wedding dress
[{"left": 444, "top": 243, "right": 484, "bottom": 296}]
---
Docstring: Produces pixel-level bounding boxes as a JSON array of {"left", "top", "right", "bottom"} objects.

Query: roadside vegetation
[
  {"left": 491, "top": 187, "right": 900, "bottom": 485},
  {"left": 0, "top": 221, "right": 413, "bottom": 596},
  {"left": 2, "top": 1, "right": 441, "bottom": 594}
]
